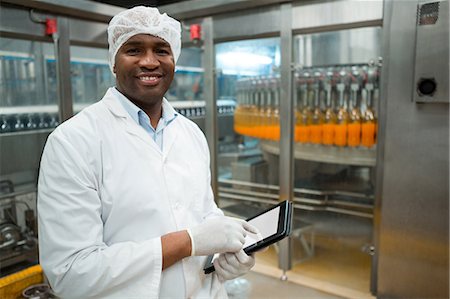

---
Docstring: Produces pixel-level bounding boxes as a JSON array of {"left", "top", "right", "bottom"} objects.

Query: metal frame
[
  {"left": 278, "top": 2, "right": 294, "bottom": 274},
  {"left": 375, "top": 0, "right": 449, "bottom": 297},
  {"left": 202, "top": 17, "right": 219, "bottom": 200},
  {"left": 55, "top": 17, "right": 73, "bottom": 122}
]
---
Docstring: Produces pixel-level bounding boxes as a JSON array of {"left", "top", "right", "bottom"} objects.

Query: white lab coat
[{"left": 38, "top": 88, "right": 227, "bottom": 298}]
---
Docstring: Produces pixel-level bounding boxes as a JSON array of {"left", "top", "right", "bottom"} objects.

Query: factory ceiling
[{"left": 90, "top": 0, "right": 187, "bottom": 8}]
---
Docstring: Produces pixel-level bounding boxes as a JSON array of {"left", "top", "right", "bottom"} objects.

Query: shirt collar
[{"left": 112, "top": 87, "right": 178, "bottom": 126}]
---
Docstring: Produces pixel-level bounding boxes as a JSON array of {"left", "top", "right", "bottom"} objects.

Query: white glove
[
  {"left": 213, "top": 249, "right": 255, "bottom": 282},
  {"left": 187, "top": 216, "right": 258, "bottom": 256}
]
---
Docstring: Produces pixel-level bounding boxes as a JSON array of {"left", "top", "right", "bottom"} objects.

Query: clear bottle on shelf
[{"left": 347, "top": 83, "right": 362, "bottom": 147}]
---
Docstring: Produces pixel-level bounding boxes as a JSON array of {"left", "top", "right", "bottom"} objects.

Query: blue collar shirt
[{"left": 112, "top": 87, "right": 178, "bottom": 151}]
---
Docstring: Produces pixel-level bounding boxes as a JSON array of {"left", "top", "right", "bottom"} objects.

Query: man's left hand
[{"left": 213, "top": 249, "right": 255, "bottom": 282}]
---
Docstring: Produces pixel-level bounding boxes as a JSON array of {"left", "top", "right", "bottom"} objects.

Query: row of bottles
[
  {"left": 233, "top": 64, "right": 379, "bottom": 148},
  {"left": 0, "top": 113, "right": 59, "bottom": 133}
]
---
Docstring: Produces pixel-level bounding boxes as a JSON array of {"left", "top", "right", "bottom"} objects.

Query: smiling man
[{"left": 37, "top": 6, "right": 258, "bottom": 298}]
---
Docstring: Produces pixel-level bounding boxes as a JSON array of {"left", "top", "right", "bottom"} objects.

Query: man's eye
[
  {"left": 156, "top": 49, "right": 170, "bottom": 55},
  {"left": 126, "top": 48, "right": 140, "bottom": 55}
]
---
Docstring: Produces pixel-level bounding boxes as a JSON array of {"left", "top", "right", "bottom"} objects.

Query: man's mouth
[{"left": 137, "top": 74, "right": 162, "bottom": 85}]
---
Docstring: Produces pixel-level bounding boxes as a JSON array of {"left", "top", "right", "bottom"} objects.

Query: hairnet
[{"left": 107, "top": 6, "right": 181, "bottom": 72}]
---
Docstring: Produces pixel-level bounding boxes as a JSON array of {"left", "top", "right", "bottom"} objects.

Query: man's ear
[{"left": 113, "top": 64, "right": 116, "bottom": 74}]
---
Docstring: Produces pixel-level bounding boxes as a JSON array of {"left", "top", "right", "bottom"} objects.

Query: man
[{"left": 38, "top": 6, "right": 258, "bottom": 298}]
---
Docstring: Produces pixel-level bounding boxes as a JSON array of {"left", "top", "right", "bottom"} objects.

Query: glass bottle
[
  {"left": 255, "top": 77, "right": 266, "bottom": 139},
  {"left": 361, "top": 83, "right": 376, "bottom": 147},
  {"left": 334, "top": 83, "right": 349, "bottom": 147},
  {"left": 296, "top": 82, "right": 312, "bottom": 143},
  {"left": 261, "top": 78, "right": 273, "bottom": 140},
  {"left": 310, "top": 82, "right": 324, "bottom": 144},
  {"left": 322, "top": 84, "right": 336, "bottom": 146},
  {"left": 347, "top": 83, "right": 362, "bottom": 147},
  {"left": 247, "top": 77, "right": 259, "bottom": 138},
  {"left": 269, "top": 77, "right": 280, "bottom": 141},
  {"left": 233, "top": 79, "right": 243, "bottom": 135}
]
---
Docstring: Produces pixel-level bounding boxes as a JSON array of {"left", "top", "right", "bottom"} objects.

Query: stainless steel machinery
[{"left": 0, "top": 0, "right": 448, "bottom": 298}]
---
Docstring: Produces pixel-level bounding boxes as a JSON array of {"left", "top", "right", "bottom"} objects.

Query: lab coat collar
[{"left": 102, "top": 88, "right": 179, "bottom": 156}]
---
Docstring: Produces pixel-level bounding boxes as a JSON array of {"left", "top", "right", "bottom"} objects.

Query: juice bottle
[
  {"left": 269, "top": 77, "right": 280, "bottom": 141},
  {"left": 259, "top": 78, "right": 272, "bottom": 140},
  {"left": 254, "top": 77, "right": 265, "bottom": 139},
  {"left": 296, "top": 83, "right": 312, "bottom": 143},
  {"left": 233, "top": 79, "right": 243, "bottom": 135},
  {"left": 248, "top": 78, "right": 260, "bottom": 138},
  {"left": 322, "top": 85, "right": 336, "bottom": 145},
  {"left": 334, "top": 83, "right": 349, "bottom": 147},
  {"left": 361, "top": 83, "right": 376, "bottom": 147},
  {"left": 310, "top": 83, "right": 323, "bottom": 144},
  {"left": 347, "top": 83, "right": 362, "bottom": 147}
]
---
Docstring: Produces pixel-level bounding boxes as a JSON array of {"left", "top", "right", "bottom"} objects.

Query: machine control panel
[{"left": 413, "top": 0, "right": 449, "bottom": 103}]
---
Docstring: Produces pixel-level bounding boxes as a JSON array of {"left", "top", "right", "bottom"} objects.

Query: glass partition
[
  {"left": 214, "top": 37, "right": 282, "bottom": 268},
  {"left": 1, "top": 38, "right": 58, "bottom": 133},
  {"left": 68, "top": 45, "right": 114, "bottom": 113},
  {"left": 289, "top": 26, "right": 381, "bottom": 293}
]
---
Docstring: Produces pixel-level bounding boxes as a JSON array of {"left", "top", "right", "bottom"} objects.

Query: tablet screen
[
  {"left": 209, "top": 206, "right": 281, "bottom": 263},
  {"left": 244, "top": 205, "right": 280, "bottom": 248},
  {"left": 204, "top": 201, "right": 291, "bottom": 273}
]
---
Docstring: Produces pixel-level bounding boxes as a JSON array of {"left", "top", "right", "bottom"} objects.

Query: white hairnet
[{"left": 107, "top": 6, "right": 181, "bottom": 72}]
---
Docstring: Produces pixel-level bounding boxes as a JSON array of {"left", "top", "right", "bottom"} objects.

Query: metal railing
[{"left": 218, "top": 178, "right": 374, "bottom": 218}]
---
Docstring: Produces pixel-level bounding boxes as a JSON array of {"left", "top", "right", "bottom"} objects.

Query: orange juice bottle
[
  {"left": 334, "top": 83, "right": 349, "bottom": 147},
  {"left": 310, "top": 84, "right": 324, "bottom": 144},
  {"left": 296, "top": 83, "right": 312, "bottom": 143},
  {"left": 258, "top": 78, "right": 270, "bottom": 140},
  {"left": 247, "top": 78, "right": 259, "bottom": 138},
  {"left": 361, "top": 83, "right": 376, "bottom": 147},
  {"left": 268, "top": 77, "right": 280, "bottom": 141},
  {"left": 347, "top": 83, "right": 362, "bottom": 147},
  {"left": 233, "top": 79, "right": 243, "bottom": 135},
  {"left": 322, "top": 85, "right": 336, "bottom": 145}
]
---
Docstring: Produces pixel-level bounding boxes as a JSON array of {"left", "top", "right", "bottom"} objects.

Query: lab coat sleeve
[
  {"left": 196, "top": 127, "right": 224, "bottom": 220},
  {"left": 38, "top": 129, "right": 162, "bottom": 298}
]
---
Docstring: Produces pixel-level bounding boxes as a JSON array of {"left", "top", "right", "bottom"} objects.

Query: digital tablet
[{"left": 203, "top": 200, "right": 292, "bottom": 274}]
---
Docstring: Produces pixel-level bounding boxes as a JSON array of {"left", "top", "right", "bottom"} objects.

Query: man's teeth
[{"left": 140, "top": 76, "right": 158, "bottom": 81}]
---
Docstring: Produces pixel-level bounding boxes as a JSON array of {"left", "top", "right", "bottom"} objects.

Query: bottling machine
[{"left": 0, "top": 0, "right": 448, "bottom": 298}]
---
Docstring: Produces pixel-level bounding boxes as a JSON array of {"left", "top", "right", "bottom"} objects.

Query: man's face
[{"left": 114, "top": 34, "right": 175, "bottom": 108}]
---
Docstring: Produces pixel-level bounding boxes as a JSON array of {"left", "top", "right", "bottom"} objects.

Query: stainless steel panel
[
  {"left": 69, "top": 19, "right": 108, "bottom": 47},
  {"left": 413, "top": 0, "right": 449, "bottom": 103},
  {"left": 212, "top": 6, "right": 280, "bottom": 41},
  {"left": 294, "top": 27, "right": 382, "bottom": 67},
  {"left": 55, "top": 17, "right": 73, "bottom": 122},
  {"left": 1, "top": 0, "right": 122, "bottom": 23},
  {"left": 0, "top": 131, "right": 50, "bottom": 182},
  {"left": 0, "top": 5, "right": 52, "bottom": 41},
  {"left": 292, "top": 0, "right": 383, "bottom": 32},
  {"left": 278, "top": 2, "right": 294, "bottom": 273},
  {"left": 202, "top": 17, "right": 219, "bottom": 200},
  {"left": 160, "top": 0, "right": 286, "bottom": 20},
  {"left": 375, "top": 0, "right": 449, "bottom": 297}
]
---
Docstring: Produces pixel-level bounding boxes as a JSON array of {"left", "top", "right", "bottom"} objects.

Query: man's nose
[{"left": 139, "top": 51, "right": 160, "bottom": 68}]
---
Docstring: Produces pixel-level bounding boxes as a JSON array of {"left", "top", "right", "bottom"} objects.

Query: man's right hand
[{"left": 187, "top": 216, "right": 258, "bottom": 256}]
